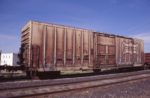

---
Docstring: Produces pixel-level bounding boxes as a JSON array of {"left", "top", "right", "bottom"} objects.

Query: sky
[{"left": 0, "top": 0, "right": 150, "bottom": 53}]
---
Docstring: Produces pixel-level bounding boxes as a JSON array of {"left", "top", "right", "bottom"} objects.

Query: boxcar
[
  {"left": 144, "top": 53, "right": 150, "bottom": 67},
  {"left": 20, "top": 21, "right": 144, "bottom": 76}
]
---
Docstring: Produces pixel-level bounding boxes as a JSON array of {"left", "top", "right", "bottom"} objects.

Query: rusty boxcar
[
  {"left": 20, "top": 21, "right": 144, "bottom": 76},
  {"left": 144, "top": 53, "right": 150, "bottom": 67}
]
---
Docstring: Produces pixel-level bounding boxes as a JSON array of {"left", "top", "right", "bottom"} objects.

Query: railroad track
[{"left": 0, "top": 70, "right": 150, "bottom": 98}]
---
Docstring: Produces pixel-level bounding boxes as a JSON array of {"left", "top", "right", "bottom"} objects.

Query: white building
[{"left": 0, "top": 53, "right": 19, "bottom": 66}]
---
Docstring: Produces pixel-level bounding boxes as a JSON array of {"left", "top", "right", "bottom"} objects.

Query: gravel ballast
[{"left": 39, "top": 78, "right": 150, "bottom": 98}]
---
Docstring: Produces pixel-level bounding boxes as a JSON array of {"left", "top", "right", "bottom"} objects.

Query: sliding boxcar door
[{"left": 95, "top": 34, "right": 116, "bottom": 68}]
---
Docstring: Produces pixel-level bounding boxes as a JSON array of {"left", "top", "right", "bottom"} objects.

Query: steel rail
[{"left": 0, "top": 70, "right": 150, "bottom": 98}]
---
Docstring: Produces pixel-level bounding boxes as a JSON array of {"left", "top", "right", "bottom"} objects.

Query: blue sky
[{"left": 0, "top": 0, "right": 150, "bottom": 53}]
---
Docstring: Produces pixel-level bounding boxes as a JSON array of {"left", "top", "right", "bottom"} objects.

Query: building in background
[{"left": 0, "top": 53, "right": 19, "bottom": 66}]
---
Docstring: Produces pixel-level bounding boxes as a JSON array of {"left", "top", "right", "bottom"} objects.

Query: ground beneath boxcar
[{"left": 40, "top": 78, "right": 150, "bottom": 98}]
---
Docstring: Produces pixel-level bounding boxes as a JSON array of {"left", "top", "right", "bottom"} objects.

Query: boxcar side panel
[
  {"left": 133, "top": 39, "right": 144, "bottom": 65},
  {"left": 116, "top": 38, "right": 133, "bottom": 65},
  {"left": 83, "top": 30, "right": 89, "bottom": 66},
  {"left": 75, "top": 30, "right": 82, "bottom": 65},
  {"left": 56, "top": 27, "right": 64, "bottom": 66},
  {"left": 116, "top": 37, "right": 144, "bottom": 66},
  {"left": 89, "top": 32, "right": 94, "bottom": 66},
  {"left": 31, "top": 23, "right": 55, "bottom": 71},
  {"left": 46, "top": 26, "right": 54, "bottom": 67},
  {"left": 66, "top": 28, "right": 73, "bottom": 65},
  {"left": 27, "top": 21, "right": 94, "bottom": 72},
  {"left": 31, "top": 22, "right": 43, "bottom": 68}
]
